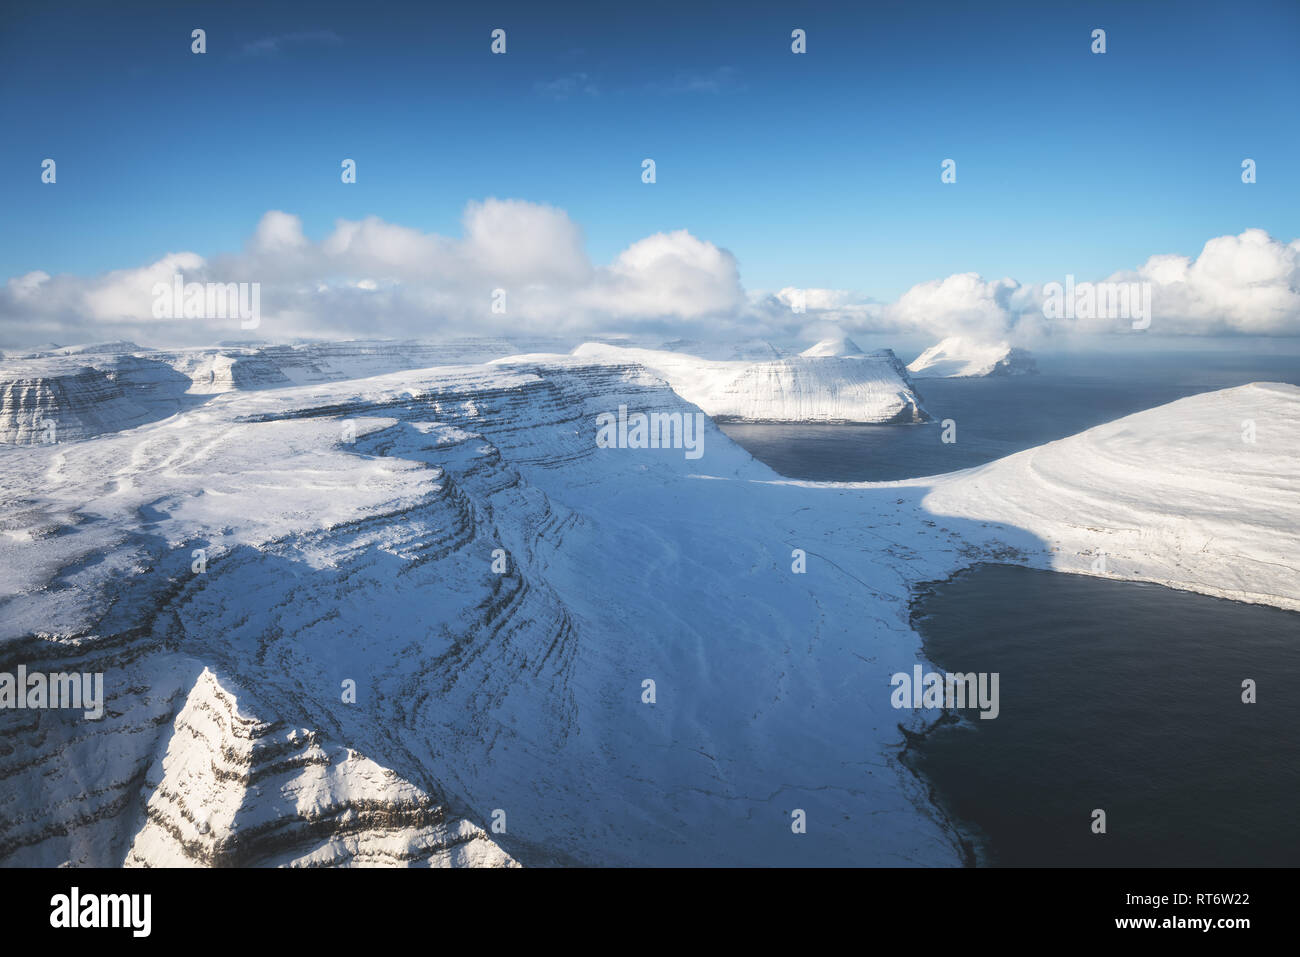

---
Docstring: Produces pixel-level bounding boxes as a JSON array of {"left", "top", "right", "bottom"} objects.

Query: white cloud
[
  {"left": 0, "top": 200, "right": 745, "bottom": 345},
  {"left": 884, "top": 273, "right": 1027, "bottom": 341},
  {"left": 459, "top": 199, "right": 591, "bottom": 285},
  {"left": 774, "top": 229, "right": 1300, "bottom": 345},
  {"left": 589, "top": 230, "right": 744, "bottom": 319},
  {"left": 82, "top": 252, "right": 206, "bottom": 322},
  {"left": 6, "top": 271, "right": 50, "bottom": 300},
  {"left": 249, "top": 210, "right": 309, "bottom": 254},
  {"left": 776, "top": 287, "right": 863, "bottom": 311},
  {"left": 1, "top": 207, "right": 1296, "bottom": 350},
  {"left": 1123, "top": 229, "right": 1300, "bottom": 335}
]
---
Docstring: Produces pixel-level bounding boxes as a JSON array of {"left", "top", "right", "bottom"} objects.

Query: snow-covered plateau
[
  {"left": 1, "top": 340, "right": 1295, "bottom": 866},
  {"left": 907, "top": 336, "right": 1039, "bottom": 378}
]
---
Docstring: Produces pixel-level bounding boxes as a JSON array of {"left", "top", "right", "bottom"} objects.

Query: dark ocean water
[
  {"left": 908, "top": 564, "right": 1300, "bottom": 866},
  {"left": 719, "top": 350, "right": 1300, "bottom": 865},
  {"left": 720, "top": 351, "right": 1300, "bottom": 481}
]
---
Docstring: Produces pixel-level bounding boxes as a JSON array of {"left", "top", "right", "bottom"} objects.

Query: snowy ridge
[{"left": 907, "top": 336, "right": 1038, "bottom": 378}]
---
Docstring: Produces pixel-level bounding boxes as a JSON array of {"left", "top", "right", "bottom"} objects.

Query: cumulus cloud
[
  {"left": 589, "top": 230, "right": 743, "bottom": 318},
  {"left": 81, "top": 252, "right": 208, "bottom": 322},
  {"left": 0, "top": 199, "right": 746, "bottom": 346},
  {"left": 1120, "top": 229, "right": 1300, "bottom": 335},
  {"left": 0, "top": 206, "right": 1296, "bottom": 350},
  {"left": 5, "top": 271, "right": 51, "bottom": 300},
  {"left": 884, "top": 274, "right": 1030, "bottom": 340},
  {"left": 772, "top": 229, "right": 1300, "bottom": 346}
]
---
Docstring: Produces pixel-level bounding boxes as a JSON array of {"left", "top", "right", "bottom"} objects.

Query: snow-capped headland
[
  {"left": 908, "top": 336, "right": 1038, "bottom": 378},
  {"left": 550, "top": 339, "right": 929, "bottom": 423}
]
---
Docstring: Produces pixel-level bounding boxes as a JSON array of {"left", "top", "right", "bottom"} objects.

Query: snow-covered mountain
[
  {"left": 2, "top": 338, "right": 1295, "bottom": 867},
  {"left": 907, "top": 336, "right": 1038, "bottom": 378},
  {"left": 552, "top": 341, "right": 929, "bottom": 423},
  {"left": 799, "top": 335, "right": 866, "bottom": 357}
]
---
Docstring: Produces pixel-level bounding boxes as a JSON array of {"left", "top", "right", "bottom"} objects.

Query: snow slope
[
  {"left": 922, "top": 381, "right": 1300, "bottom": 610},
  {"left": 908, "top": 336, "right": 1038, "bottom": 378},
  {"left": 1, "top": 342, "right": 1295, "bottom": 867}
]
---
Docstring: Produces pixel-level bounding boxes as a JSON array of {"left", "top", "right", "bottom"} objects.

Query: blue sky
[{"left": 1, "top": 0, "right": 1297, "bottom": 301}]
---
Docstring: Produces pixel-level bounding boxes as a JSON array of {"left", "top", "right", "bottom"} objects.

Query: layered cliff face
[
  {"left": 0, "top": 341, "right": 585, "bottom": 440},
  {"left": 907, "top": 336, "right": 1039, "bottom": 378},
  {"left": 0, "top": 363, "right": 576, "bottom": 866},
  {"left": 1, "top": 359, "right": 751, "bottom": 866},
  {"left": 0, "top": 342, "right": 557, "bottom": 443},
  {"left": 125, "top": 669, "right": 515, "bottom": 867},
  {"left": 557, "top": 342, "right": 930, "bottom": 423},
  {"left": 0, "top": 362, "right": 156, "bottom": 444},
  {"left": 2, "top": 338, "right": 930, "bottom": 446},
  {"left": 164, "top": 350, "right": 293, "bottom": 393},
  {"left": 702, "top": 355, "right": 928, "bottom": 422}
]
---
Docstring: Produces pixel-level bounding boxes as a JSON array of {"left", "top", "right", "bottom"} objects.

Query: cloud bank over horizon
[{"left": 3, "top": 199, "right": 1298, "bottom": 351}]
